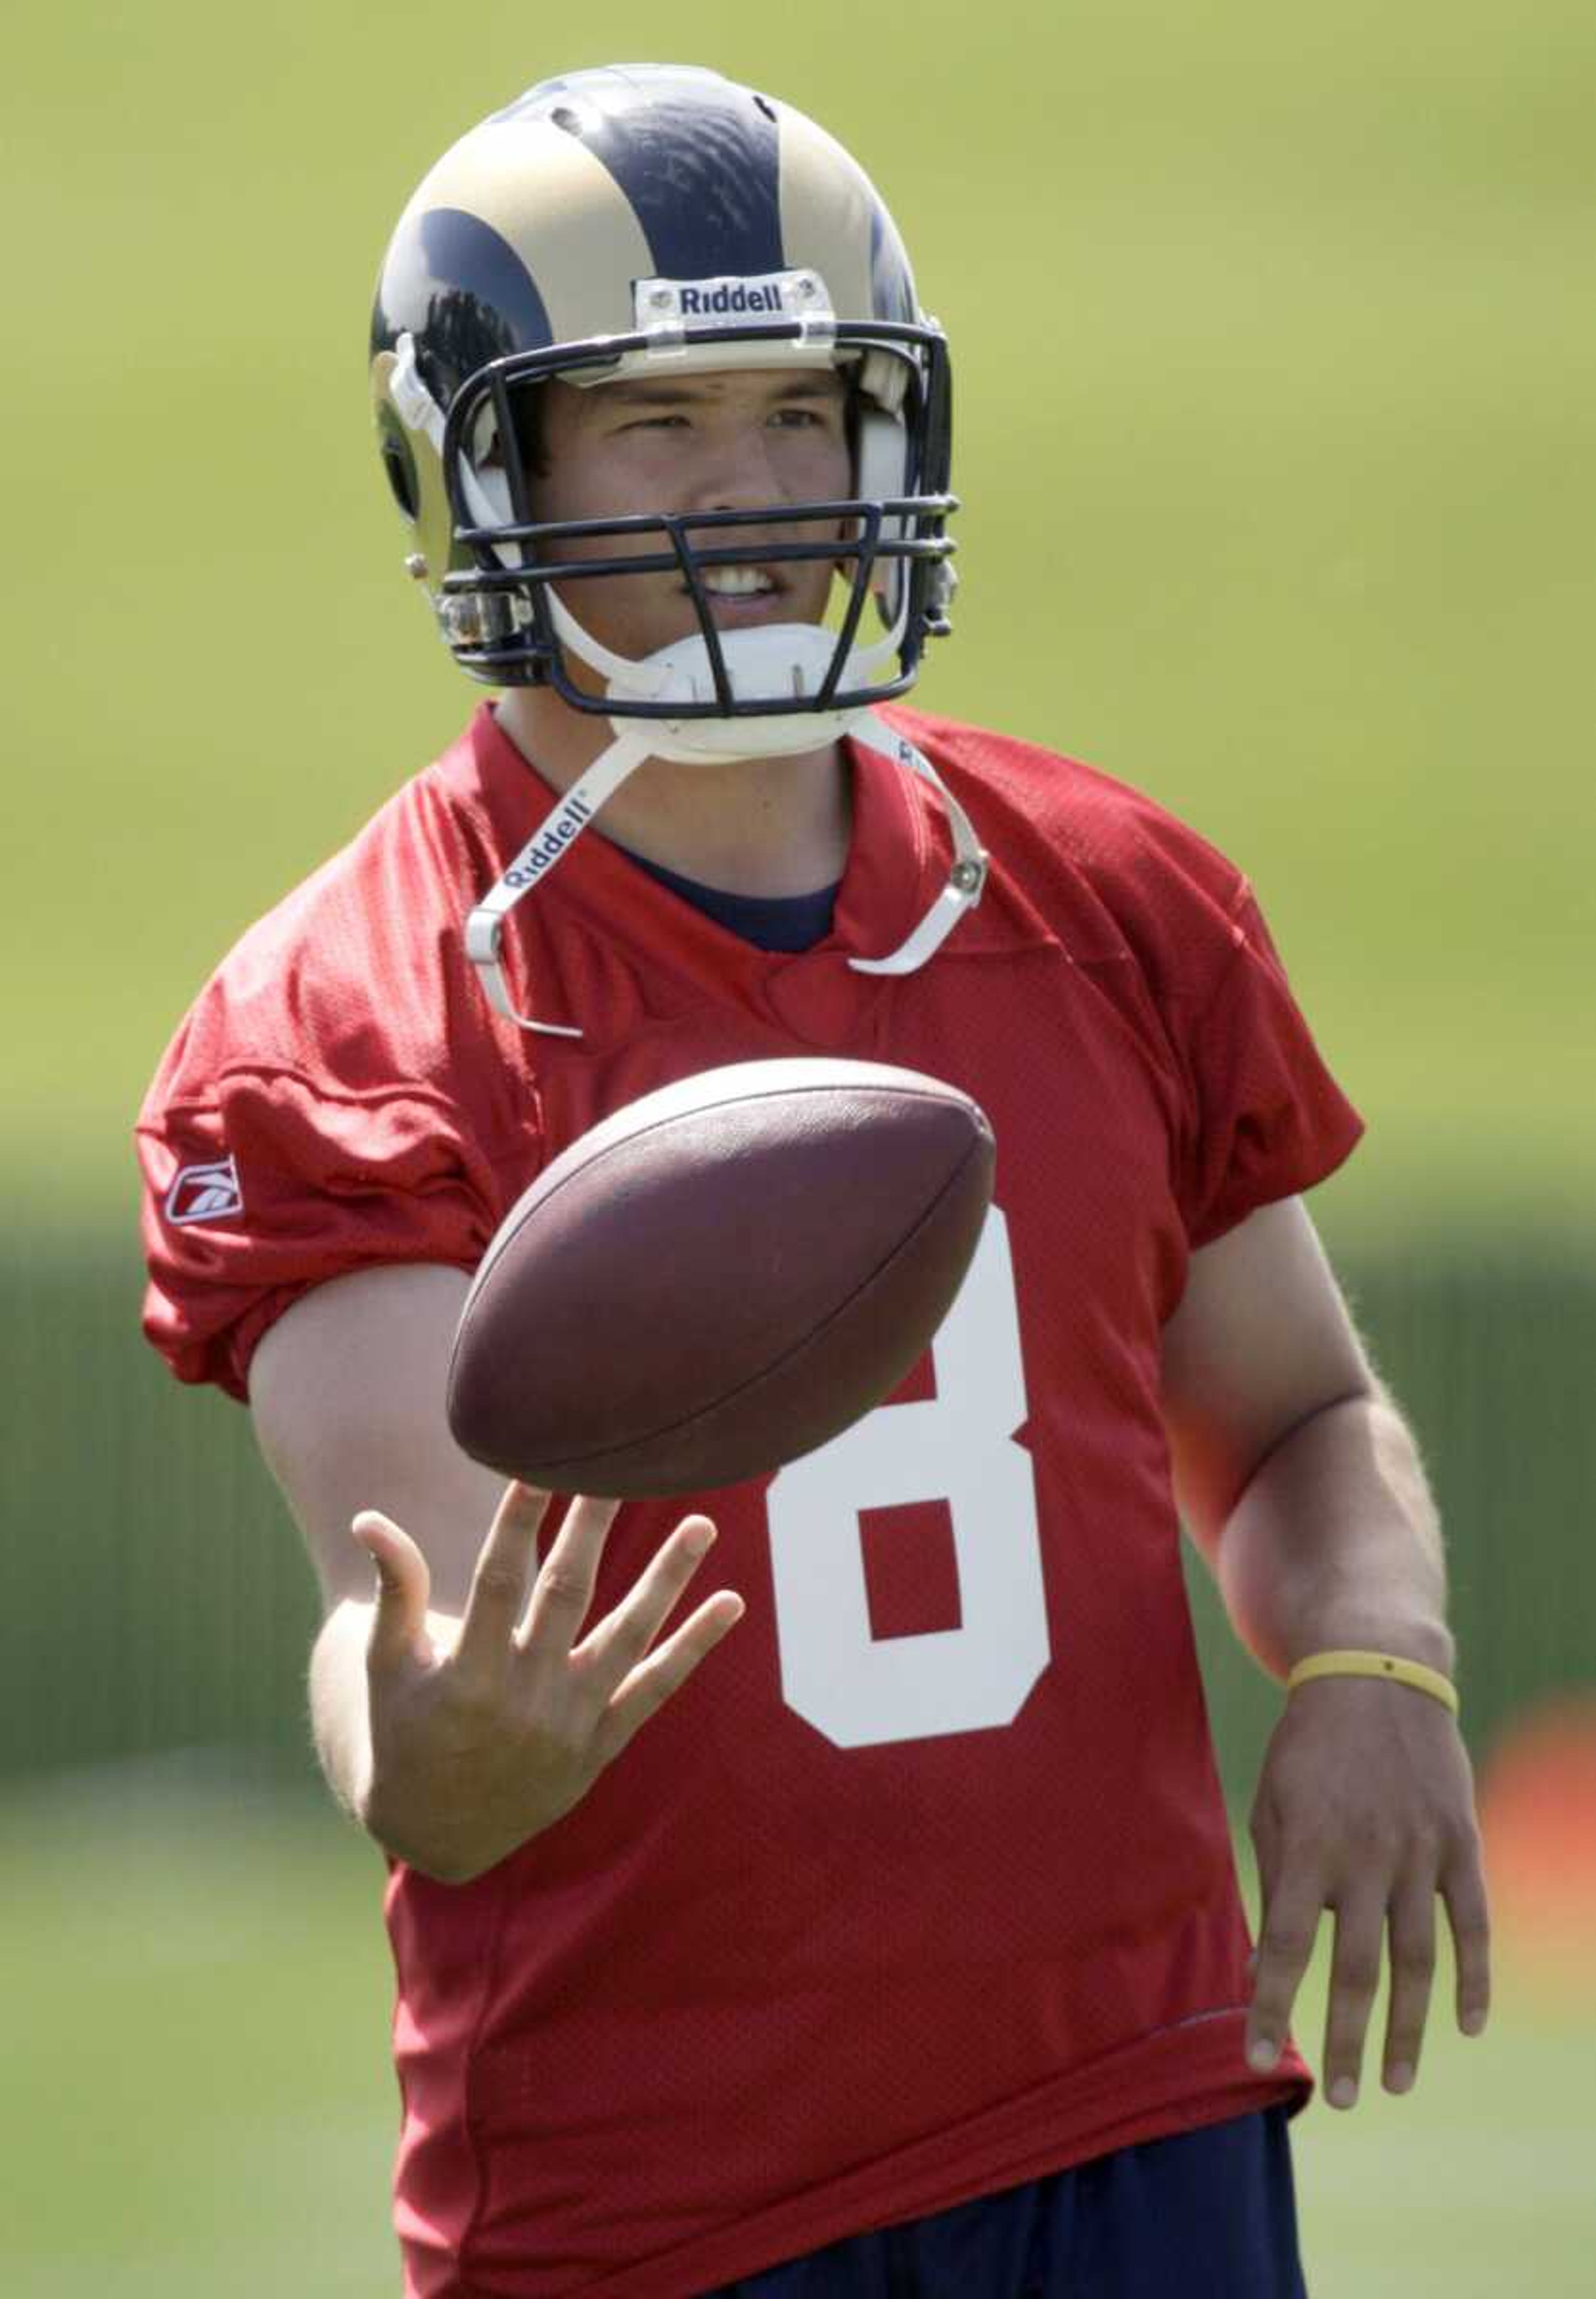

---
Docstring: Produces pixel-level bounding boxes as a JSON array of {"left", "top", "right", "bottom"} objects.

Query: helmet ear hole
[
  {"left": 381, "top": 433, "right": 419, "bottom": 522},
  {"left": 855, "top": 404, "right": 909, "bottom": 625}
]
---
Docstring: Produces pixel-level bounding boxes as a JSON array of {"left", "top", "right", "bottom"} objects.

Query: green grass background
[
  {"left": 4, "top": 0, "right": 1593, "bottom": 2290},
  {"left": 5, "top": 0, "right": 1593, "bottom": 1240},
  {"left": 7, "top": 1763, "right": 1589, "bottom": 2298}
]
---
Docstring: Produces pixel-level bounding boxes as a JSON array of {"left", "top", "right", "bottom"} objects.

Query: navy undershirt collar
[{"left": 623, "top": 850, "right": 840, "bottom": 954}]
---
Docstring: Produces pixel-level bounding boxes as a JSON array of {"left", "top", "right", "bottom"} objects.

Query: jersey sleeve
[
  {"left": 134, "top": 797, "right": 537, "bottom": 1403},
  {"left": 135, "top": 743, "right": 546, "bottom": 1402},
  {"left": 137, "top": 1018, "right": 510, "bottom": 1403},
  {"left": 1175, "top": 884, "right": 1362, "bottom": 1249},
  {"left": 889, "top": 709, "right": 1365, "bottom": 1255}
]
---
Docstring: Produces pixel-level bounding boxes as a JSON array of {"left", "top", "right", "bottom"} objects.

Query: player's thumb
[{"left": 352, "top": 1510, "right": 432, "bottom": 1665}]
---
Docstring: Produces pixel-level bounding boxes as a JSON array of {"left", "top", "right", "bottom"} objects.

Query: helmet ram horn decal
[
  {"left": 368, "top": 64, "right": 983, "bottom": 1039},
  {"left": 369, "top": 62, "right": 956, "bottom": 718}
]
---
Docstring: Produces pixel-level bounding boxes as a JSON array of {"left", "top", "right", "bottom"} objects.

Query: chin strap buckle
[
  {"left": 846, "top": 721, "right": 988, "bottom": 976},
  {"left": 438, "top": 589, "right": 532, "bottom": 649}
]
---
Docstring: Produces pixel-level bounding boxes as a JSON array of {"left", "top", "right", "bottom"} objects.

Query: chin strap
[
  {"left": 466, "top": 713, "right": 988, "bottom": 1038},
  {"left": 465, "top": 728, "right": 655, "bottom": 1036},
  {"left": 843, "top": 717, "right": 989, "bottom": 977}
]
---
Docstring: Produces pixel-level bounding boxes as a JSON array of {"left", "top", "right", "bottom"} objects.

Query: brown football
[{"left": 446, "top": 1057, "right": 995, "bottom": 1497}]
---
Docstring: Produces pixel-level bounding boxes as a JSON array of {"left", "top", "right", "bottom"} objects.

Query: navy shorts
[{"left": 709, "top": 2107, "right": 1307, "bottom": 2298}]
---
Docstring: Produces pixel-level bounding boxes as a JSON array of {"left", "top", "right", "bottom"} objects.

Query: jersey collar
[{"left": 456, "top": 702, "right": 1054, "bottom": 1040}]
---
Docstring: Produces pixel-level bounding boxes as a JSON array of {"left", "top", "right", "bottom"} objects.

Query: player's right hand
[{"left": 349, "top": 1484, "right": 744, "bottom": 1883}]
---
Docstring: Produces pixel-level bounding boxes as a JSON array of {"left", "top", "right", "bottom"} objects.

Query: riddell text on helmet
[
  {"left": 678, "top": 281, "right": 785, "bottom": 315},
  {"left": 633, "top": 272, "right": 828, "bottom": 328},
  {"left": 503, "top": 794, "right": 594, "bottom": 888}
]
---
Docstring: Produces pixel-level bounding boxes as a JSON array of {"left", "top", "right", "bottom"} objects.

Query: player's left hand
[{"left": 1243, "top": 1675, "right": 1491, "bottom": 2108}]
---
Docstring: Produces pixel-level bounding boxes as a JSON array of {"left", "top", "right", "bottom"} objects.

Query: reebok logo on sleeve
[{"left": 163, "top": 1154, "right": 244, "bottom": 1227}]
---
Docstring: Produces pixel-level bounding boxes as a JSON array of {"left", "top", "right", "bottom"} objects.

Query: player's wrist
[
  {"left": 357, "top": 1768, "right": 493, "bottom": 1882},
  {"left": 1286, "top": 1610, "right": 1454, "bottom": 1680}
]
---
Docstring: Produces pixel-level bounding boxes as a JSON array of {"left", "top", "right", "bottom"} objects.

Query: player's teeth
[{"left": 702, "top": 568, "right": 774, "bottom": 595}]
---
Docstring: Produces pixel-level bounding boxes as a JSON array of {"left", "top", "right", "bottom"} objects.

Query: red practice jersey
[{"left": 138, "top": 703, "right": 1362, "bottom": 2298}]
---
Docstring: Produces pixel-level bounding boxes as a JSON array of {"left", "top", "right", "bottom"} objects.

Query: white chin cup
[
  {"left": 606, "top": 621, "right": 887, "bottom": 761},
  {"left": 545, "top": 591, "right": 903, "bottom": 763}
]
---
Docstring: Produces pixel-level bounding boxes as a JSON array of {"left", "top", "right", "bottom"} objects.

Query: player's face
[{"left": 530, "top": 368, "right": 852, "bottom": 677}]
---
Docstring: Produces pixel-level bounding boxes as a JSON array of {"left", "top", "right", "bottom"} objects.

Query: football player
[{"left": 137, "top": 63, "right": 1489, "bottom": 2298}]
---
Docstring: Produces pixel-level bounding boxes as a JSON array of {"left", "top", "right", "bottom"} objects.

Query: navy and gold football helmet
[
  {"left": 370, "top": 65, "right": 984, "bottom": 1035},
  {"left": 370, "top": 62, "right": 955, "bottom": 724}
]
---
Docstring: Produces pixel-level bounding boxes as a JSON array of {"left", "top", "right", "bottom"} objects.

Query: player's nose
[{"left": 682, "top": 423, "right": 793, "bottom": 519}]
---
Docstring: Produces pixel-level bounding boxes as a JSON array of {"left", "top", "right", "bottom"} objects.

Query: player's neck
[{"left": 494, "top": 688, "right": 853, "bottom": 898}]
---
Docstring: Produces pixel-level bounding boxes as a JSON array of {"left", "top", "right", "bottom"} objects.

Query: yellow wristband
[{"left": 1287, "top": 1649, "right": 1459, "bottom": 1716}]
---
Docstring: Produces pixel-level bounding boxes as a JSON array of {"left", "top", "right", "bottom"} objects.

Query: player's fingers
[
  {"left": 591, "top": 1589, "right": 746, "bottom": 1767},
  {"left": 1380, "top": 1877, "right": 1438, "bottom": 2095},
  {"left": 1320, "top": 1887, "right": 1388, "bottom": 2109},
  {"left": 518, "top": 1492, "right": 624, "bottom": 1658},
  {"left": 1244, "top": 1864, "right": 1322, "bottom": 2075},
  {"left": 352, "top": 1510, "right": 432, "bottom": 1669},
  {"left": 1442, "top": 1839, "right": 1493, "bottom": 2040},
  {"left": 574, "top": 1515, "right": 720, "bottom": 1691},
  {"left": 455, "top": 1482, "right": 552, "bottom": 1669}
]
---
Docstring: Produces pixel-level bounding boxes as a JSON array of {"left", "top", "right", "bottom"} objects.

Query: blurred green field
[
  {"left": 5, "top": 7, "right": 1594, "bottom": 2295},
  {"left": 7, "top": 1763, "right": 1591, "bottom": 2298},
  {"left": 3, "top": 0, "right": 1594, "bottom": 1241}
]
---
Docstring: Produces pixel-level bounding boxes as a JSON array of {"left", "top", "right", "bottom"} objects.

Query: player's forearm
[{"left": 1214, "top": 1388, "right": 1454, "bottom": 1681}]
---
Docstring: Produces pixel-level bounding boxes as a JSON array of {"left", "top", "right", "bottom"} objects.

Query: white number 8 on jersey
[{"left": 767, "top": 1209, "right": 1049, "bottom": 1748}]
